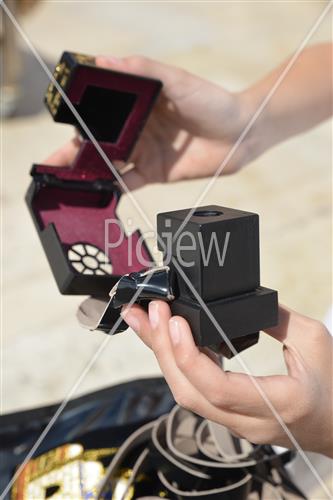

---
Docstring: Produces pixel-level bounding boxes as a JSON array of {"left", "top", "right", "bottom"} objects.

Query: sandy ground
[{"left": 1, "top": 1, "right": 332, "bottom": 497}]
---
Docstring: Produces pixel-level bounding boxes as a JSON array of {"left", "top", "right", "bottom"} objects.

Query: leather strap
[{"left": 96, "top": 405, "right": 305, "bottom": 500}]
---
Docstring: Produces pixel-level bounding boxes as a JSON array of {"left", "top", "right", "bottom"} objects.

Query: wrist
[{"left": 235, "top": 86, "right": 275, "bottom": 163}]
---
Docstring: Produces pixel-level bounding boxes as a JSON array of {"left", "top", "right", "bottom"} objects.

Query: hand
[
  {"left": 45, "top": 56, "right": 257, "bottom": 189},
  {"left": 121, "top": 301, "right": 333, "bottom": 457}
]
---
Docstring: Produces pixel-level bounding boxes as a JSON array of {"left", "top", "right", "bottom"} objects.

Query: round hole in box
[{"left": 193, "top": 209, "right": 223, "bottom": 217}]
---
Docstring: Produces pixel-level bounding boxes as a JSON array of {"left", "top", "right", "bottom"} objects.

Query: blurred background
[{"left": 1, "top": 0, "right": 332, "bottom": 495}]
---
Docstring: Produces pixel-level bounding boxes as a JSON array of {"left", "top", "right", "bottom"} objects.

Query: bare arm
[
  {"left": 46, "top": 43, "right": 332, "bottom": 186},
  {"left": 242, "top": 43, "right": 333, "bottom": 156}
]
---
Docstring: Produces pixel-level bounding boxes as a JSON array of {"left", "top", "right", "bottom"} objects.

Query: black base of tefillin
[
  {"left": 79, "top": 205, "right": 278, "bottom": 359},
  {"left": 156, "top": 206, "right": 278, "bottom": 358}
]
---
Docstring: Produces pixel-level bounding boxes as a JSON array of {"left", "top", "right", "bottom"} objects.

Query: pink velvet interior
[
  {"left": 34, "top": 161, "right": 115, "bottom": 182},
  {"left": 64, "top": 65, "right": 161, "bottom": 161},
  {"left": 33, "top": 186, "right": 150, "bottom": 275},
  {"left": 30, "top": 63, "right": 160, "bottom": 277}
]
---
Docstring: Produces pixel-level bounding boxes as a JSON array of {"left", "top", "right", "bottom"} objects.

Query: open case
[{"left": 26, "top": 52, "right": 162, "bottom": 295}]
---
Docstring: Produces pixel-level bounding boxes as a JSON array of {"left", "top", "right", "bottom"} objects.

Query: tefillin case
[
  {"left": 27, "top": 52, "right": 279, "bottom": 357},
  {"left": 26, "top": 52, "right": 162, "bottom": 295},
  {"left": 157, "top": 206, "right": 278, "bottom": 355}
]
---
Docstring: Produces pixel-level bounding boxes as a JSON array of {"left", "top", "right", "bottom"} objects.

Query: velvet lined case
[{"left": 26, "top": 52, "right": 162, "bottom": 295}]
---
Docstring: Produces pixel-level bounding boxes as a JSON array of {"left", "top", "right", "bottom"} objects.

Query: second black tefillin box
[{"left": 157, "top": 205, "right": 278, "bottom": 357}]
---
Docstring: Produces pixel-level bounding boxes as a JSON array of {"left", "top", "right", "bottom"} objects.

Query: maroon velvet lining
[
  {"left": 67, "top": 65, "right": 161, "bottom": 161},
  {"left": 34, "top": 159, "right": 115, "bottom": 182},
  {"left": 33, "top": 186, "right": 150, "bottom": 274},
  {"left": 30, "top": 62, "right": 159, "bottom": 278}
]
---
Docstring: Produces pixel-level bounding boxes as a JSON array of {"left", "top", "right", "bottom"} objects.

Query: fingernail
[
  {"left": 121, "top": 310, "right": 140, "bottom": 332},
  {"left": 169, "top": 318, "right": 181, "bottom": 346},
  {"left": 149, "top": 301, "right": 159, "bottom": 329}
]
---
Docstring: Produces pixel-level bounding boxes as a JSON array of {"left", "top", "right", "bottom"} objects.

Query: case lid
[{"left": 45, "top": 52, "right": 162, "bottom": 162}]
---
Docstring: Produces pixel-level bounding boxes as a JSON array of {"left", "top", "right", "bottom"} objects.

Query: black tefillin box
[
  {"left": 26, "top": 52, "right": 161, "bottom": 295},
  {"left": 27, "top": 52, "right": 278, "bottom": 358},
  {"left": 77, "top": 204, "right": 278, "bottom": 358},
  {"left": 157, "top": 206, "right": 278, "bottom": 357}
]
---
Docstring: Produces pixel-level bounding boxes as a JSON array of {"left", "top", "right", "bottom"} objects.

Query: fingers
[
  {"left": 44, "top": 137, "right": 81, "bottom": 166},
  {"left": 122, "top": 301, "right": 200, "bottom": 406},
  {"left": 264, "top": 304, "right": 329, "bottom": 370},
  {"left": 121, "top": 304, "right": 152, "bottom": 348},
  {"left": 122, "top": 301, "right": 283, "bottom": 416},
  {"left": 264, "top": 303, "right": 320, "bottom": 343},
  {"left": 96, "top": 55, "right": 190, "bottom": 96},
  {"left": 111, "top": 160, "right": 145, "bottom": 191},
  {"left": 264, "top": 304, "right": 294, "bottom": 342},
  {"left": 121, "top": 168, "right": 145, "bottom": 191},
  {"left": 121, "top": 300, "right": 328, "bottom": 451},
  {"left": 168, "top": 316, "right": 231, "bottom": 404},
  {"left": 147, "top": 301, "right": 238, "bottom": 425},
  {"left": 122, "top": 301, "right": 240, "bottom": 426},
  {"left": 268, "top": 305, "right": 332, "bottom": 384},
  {"left": 167, "top": 315, "right": 282, "bottom": 415}
]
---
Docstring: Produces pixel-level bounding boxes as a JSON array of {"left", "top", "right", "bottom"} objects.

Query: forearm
[{"left": 240, "top": 43, "right": 332, "bottom": 156}]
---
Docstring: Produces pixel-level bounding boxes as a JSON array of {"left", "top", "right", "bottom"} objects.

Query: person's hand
[
  {"left": 45, "top": 45, "right": 332, "bottom": 189},
  {"left": 121, "top": 301, "right": 333, "bottom": 457},
  {"left": 45, "top": 56, "right": 257, "bottom": 189}
]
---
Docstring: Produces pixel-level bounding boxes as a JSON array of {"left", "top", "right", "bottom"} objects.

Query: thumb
[
  {"left": 44, "top": 136, "right": 81, "bottom": 167},
  {"left": 282, "top": 343, "right": 305, "bottom": 377},
  {"left": 264, "top": 304, "right": 303, "bottom": 343},
  {"left": 264, "top": 305, "right": 311, "bottom": 377}
]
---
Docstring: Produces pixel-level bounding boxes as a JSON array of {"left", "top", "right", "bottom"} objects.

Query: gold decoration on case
[{"left": 45, "top": 61, "right": 70, "bottom": 116}]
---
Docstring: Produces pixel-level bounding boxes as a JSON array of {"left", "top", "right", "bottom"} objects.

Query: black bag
[{"left": 0, "top": 377, "right": 305, "bottom": 499}]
